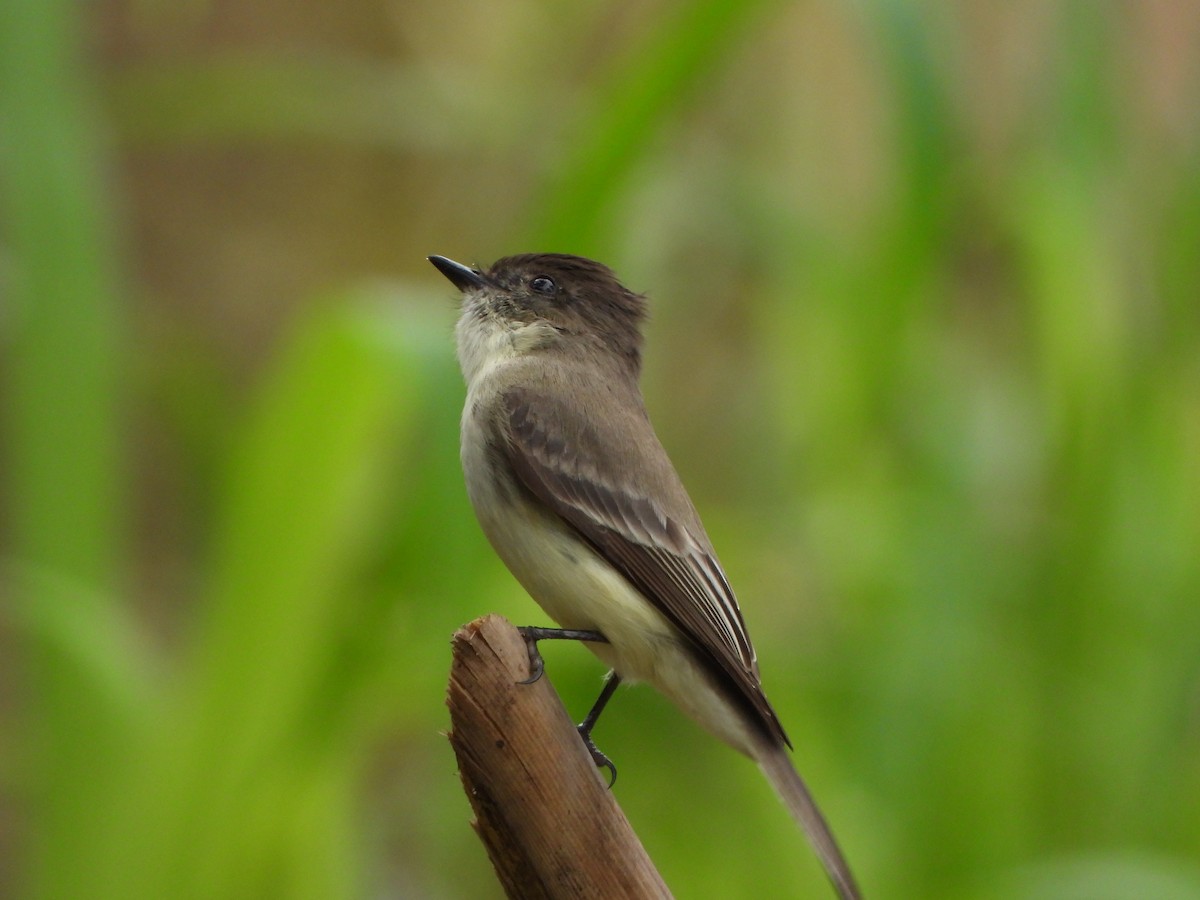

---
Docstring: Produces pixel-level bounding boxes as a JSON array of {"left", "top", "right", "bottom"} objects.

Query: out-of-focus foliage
[{"left": 2, "top": 0, "right": 1199, "bottom": 897}]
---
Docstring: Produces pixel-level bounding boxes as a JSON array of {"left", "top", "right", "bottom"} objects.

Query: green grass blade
[
  {"left": 97, "top": 300, "right": 423, "bottom": 899},
  {"left": 0, "top": 1, "right": 130, "bottom": 897},
  {"left": 529, "top": 0, "right": 780, "bottom": 253}
]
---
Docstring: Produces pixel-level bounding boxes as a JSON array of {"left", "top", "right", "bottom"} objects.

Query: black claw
[
  {"left": 578, "top": 724, "right": 618, "bottom": 787},
  {"left": 517, "top": 632, "right": 546, "bottom": 685}
]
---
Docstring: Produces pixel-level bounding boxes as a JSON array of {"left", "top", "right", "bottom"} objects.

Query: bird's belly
[
  {"left": 474, "top": 487, "right": 675, "bottom": 664},
  {"left": 467, "top": 476, "right": 754, "bottom": 754}
]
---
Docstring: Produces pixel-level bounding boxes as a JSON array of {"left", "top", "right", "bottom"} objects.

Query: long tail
[{"left": 755, "top": 741, "right": 861, "bottom": 899}]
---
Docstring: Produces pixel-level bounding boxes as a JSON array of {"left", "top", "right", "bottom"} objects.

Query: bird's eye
[{"left": 530, "top": 276, "right": 557, "bottom": 296}]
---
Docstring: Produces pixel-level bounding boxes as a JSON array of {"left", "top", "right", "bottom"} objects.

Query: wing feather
[{"left": 504, "top": 389, "right": 788, "bottom": 746}]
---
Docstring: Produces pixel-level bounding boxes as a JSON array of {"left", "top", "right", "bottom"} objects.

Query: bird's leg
[
  {"left": 514, "top": 627, "right": 620, "bottom": 786},
  {"left": 577, "top": 670, "right": 622, "bottom": 787},
  {"left": 516, "top": 625, "right": 607, "bottom": 685}
]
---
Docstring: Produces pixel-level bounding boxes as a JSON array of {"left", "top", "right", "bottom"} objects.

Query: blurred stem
[
  {"left": 0, "top": 0, "right": 126, "bottom": 591},
  {"left": 528, "top": 0, "right": 779, "bottom": 254},
  {"left": 0, "top": 0, "right": 128, "bottom": 896}
]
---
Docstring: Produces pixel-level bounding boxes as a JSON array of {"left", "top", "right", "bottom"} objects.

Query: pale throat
[{"left": 456, "top": 307, "right": 559, "bottom": 385}]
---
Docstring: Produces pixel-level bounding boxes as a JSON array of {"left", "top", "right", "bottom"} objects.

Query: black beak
[{"left": 428, "top": 255, "right": 489, "bottom": 291}]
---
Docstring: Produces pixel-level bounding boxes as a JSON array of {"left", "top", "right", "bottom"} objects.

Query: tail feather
[{"left": 755, "top": 742, "right": 861, "bottom": 900}]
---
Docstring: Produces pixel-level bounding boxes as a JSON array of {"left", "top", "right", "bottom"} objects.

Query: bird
[{"left": 431, "top": 252, "right": 860, "bottom": 899}]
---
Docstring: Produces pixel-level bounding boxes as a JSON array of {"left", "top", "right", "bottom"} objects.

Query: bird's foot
[
  {"left": 577, "top": 722, "right": 617, "bottom": 787},
  {"left": 515, "top": 626, "right": 607, "bottom": 685}
]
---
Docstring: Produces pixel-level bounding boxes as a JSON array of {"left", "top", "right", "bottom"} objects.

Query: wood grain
[{"left": 447, "top": 615, "right": 672, "bottom": 899}]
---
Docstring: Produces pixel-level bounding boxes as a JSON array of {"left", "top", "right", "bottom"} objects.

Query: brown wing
[{"left": 503, "top": 388, "right": 789, "bottom": 747}]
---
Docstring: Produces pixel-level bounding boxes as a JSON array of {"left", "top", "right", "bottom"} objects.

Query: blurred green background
[{"left": 2, "top": 0, "right": 1199, "bottom": 897}]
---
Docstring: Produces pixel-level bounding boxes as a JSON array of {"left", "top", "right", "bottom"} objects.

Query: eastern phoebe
[{"left": 431, "top": 252, "right": 860, "bottom": 899}]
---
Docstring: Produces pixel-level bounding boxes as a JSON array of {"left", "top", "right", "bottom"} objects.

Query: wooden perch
[{"left": 447, "top": 615, "right": 672, "bottom": 899}]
